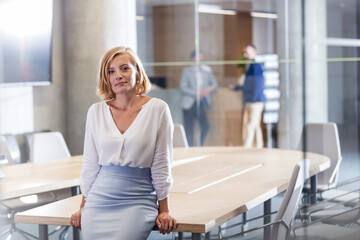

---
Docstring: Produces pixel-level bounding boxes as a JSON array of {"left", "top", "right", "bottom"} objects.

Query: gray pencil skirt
[{"left": 81, "top": 165, "right": 158, "bottom": 240}]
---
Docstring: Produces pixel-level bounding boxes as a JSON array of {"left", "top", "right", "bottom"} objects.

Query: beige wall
[
  {"left": 153, "top": 4, "right": 225, "bottom": 88},
  {"left": 206, "top": 87, "right": 244, "bottom": 146}
]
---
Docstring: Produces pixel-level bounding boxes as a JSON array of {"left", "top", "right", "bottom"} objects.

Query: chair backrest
[
  {"left": 297, "top": 123, "right": 341, "bottom": 188},
  {"left": 0, "top": 135, "right": 15, "bottom": 165},
  {"left": 173, "top": 124, "right": 189, "bottom": 148},
  {"left": 30, "top": 132, "right": 71, "bottom": 163},
  {"left": 271, "top": 159, "right": 308, "bottom": 240},
  {"left": 24, "top": 130, "right": 48, "bottom": 162},
  {"left": 3, "top": 134, "right": 21, "bottom": 164}
]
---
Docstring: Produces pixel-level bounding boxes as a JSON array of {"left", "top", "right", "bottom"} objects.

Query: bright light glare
[
  {"left": 198, "top": 4, "right": 236, "bottom": 16},
  {"left": 250, "top": 11, "right": 278, "bottom": 19},
  {"left": 0, "top": 0, "right": 52, "bottom": 36},
  {"left": 20, "top": 194, "right": 39, "bottom": 204}
]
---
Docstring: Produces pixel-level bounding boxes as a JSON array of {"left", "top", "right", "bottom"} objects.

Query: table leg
[
  {"left": 71, "top": 186, "right": 80, "bottom": 196},
  {"left": 205, "top": 232, "right": 210, "bottom": 239},
  {"left": 39, "top": 225, "right": 48, "bottom": 240},
  {"left": 310, "top": 175, "right": 317, "bottom": 204},
  {"left": 73, "top": 226, "right": 80, "bottom": 240},
  {"left": 264, "top": 199, "right": 271, "bottom": 240},
  {"left": 71, "top": 186, "right": 81, "bottom": 239},
  {"left": 192, "top": 233, "right": 202, "bottom": 240},
  {"left": 178, "top": 232, "right": 183, "bottom": 240}
]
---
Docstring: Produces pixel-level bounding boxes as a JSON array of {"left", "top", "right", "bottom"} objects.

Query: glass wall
[
  {"left": 136, "top": 1, "right": 359, "bottom": 239},
  {"left": 136, "top": 0, "right": 282, "bottom": 148},
  {"left": 325, "top": 0, "right": 360, "bottom": 180},
  {"left": 136, "top": 0, "right": 360, "bottom": 178}
]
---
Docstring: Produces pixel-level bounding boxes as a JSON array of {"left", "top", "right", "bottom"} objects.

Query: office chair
[
  {"left": 30, "top": 131, "right": 74, "bottom": 236},
  {"left": 1, "top": 135, "right": 54, "bottom": 239},
  {"left": 2, "top": 134, "right": 21, "bottom": 164},
  {"left": 29, "top": 132, "right": 71, "bottom": 163},
  {"left": 0, "top": 135, "right": 15, "bottom": 166},
  {"left": 2, "top": 132, "right": 73, "bottom": 239},
  {"left": 216, "top": 159, "right": 309, "bottom": 240},
  {"left": 291, "top": 205, "right": 360, "bottom": 239},
  {"left": 23, "top": 130, "right": 50, "bottom": 163},
  {"left": 297, "top": 123, "right": 359, "bottom": 207}
]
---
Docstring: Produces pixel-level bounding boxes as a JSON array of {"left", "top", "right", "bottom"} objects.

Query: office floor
[{"left": 2, "top": 146, "right": 359, "bottom": 240}]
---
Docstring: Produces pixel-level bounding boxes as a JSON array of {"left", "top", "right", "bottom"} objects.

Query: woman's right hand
[{"left": 70, "top": 209, "right": 82, "bottom": 229}]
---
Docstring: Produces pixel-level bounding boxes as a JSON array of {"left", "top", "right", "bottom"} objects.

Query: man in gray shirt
[{"left": 180, "top": 51, "right": 218, "bottom": 146}]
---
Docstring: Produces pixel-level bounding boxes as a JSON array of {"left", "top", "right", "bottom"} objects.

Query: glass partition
[
  {"left": 136, "top": 0, "right": 360, "bottom": 166},
  {"left": 136, "top": 1, "right": 360, "bottom": 238},
  {"left": 325, "top": 0, "right": 360, "bottom": 182}
]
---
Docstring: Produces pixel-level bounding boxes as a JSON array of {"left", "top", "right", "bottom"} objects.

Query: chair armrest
[
  {"left": 292, "top": 205, "right": 360, "bottom": 235},
  {"left": 299, "top": 195, "right": 359, "bottom": 217},
  {"left": 303, "top": 187, "right": 360, "bottom": 207},
  {"left": 319, "top": 175, "right": 360, "bottom": 193},
  {"left": 219, "top": 219, "right": 289, "bottom": 240},
  {"left": 303, "top": 176, "right": 360, "bottom": 201},
  {"left": 329, "top": 175, "right": 360, "bottom": 189},
  {"left": 220, "top": 211, "right": 278, "bottom": 230},
  {"left": 328, "top": 156, "right": 342, "bottom": 185}
]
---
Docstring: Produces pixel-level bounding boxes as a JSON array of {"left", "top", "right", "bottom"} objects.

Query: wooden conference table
[{"left": 2, "top": 147, "right": 330, "bottom": 239}]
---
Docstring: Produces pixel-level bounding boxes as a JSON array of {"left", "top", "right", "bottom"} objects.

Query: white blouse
[{"left": 79, "top": 98, "right": 174, "bottom": 200}]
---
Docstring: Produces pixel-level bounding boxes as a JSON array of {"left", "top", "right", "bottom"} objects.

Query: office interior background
[{"left": 0, "top": 0, "right": 359, "bottom": 239}]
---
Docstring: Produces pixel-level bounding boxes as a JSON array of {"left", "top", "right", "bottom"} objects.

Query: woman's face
[{"left": 108, "top": 54, "right": 138, "bottom": 96}]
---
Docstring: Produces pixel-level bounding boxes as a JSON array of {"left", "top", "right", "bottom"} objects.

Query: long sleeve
[
  {"left": 79, "top": 106, "right": 101, "bottom": 197},
  {"left": 241, "top": 63, "right": 265, "bottom": 103},
  {"left": 151, "top": 105, "right": 174, "bottom": 201}
]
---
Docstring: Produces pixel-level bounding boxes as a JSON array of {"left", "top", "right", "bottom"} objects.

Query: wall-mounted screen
[{"left": 0, "top": 0, "right": 53, "bottom": 86}]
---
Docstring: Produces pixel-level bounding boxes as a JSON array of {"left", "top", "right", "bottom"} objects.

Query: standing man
[
  {"left": 180, "top": 50, "right": 218, "bottom": 146},
  {"left": 229, "top": 44, "right": 266, "bottom": 148}
]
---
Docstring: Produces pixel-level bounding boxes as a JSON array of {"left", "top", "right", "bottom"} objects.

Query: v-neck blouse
[{"left": 79, "top": 98, "right": 174, "bottom": 200}]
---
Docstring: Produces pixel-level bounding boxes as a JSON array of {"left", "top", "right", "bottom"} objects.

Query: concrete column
[
  {"left": 277, "top": 0, "right": 327, "bottom": 149},
  {"left": 277, "top": 0, "right": 303, "bottom": 149},
  {"left": 33, "top": 0, "right": 66, "bottom": 135},
  {"left": 305, "top": 0, "right": 327, "bottom": 123},
  {"left": 63, "top": 0, "right": 136, "bottom": 154},
  {"left": 104, "top": 0, "right": 137, "bottom": 51}
]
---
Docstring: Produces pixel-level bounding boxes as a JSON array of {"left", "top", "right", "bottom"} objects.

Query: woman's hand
[
  {"left": 70, "top": 195, "right": 86, "bottom": 229},
  {"left": 70, "top": 209, "right": 82, "bottom": 229},
  {"left": 156, "top": 211, "right": 177, "bottom": 235}
]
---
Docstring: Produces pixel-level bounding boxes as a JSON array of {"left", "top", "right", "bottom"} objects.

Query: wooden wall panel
[{"left": 223, "top": 12, "right": 252, "bottom": 82}]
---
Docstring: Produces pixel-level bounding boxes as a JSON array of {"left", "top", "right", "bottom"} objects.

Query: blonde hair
[{"left": 97, "top": 46, "right": 151, "bottom": 100}]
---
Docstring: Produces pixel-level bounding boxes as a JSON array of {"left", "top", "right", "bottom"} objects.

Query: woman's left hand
[{"left": 156, "top": 211, "right": 177, "bottom": 235}]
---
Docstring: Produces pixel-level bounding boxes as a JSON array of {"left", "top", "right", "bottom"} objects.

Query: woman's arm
[
  {"left": 156, "top": 197, "right": 177, "bottom": 234},
  {"left": 70, "top": 105, "right": 99, "bottom": 229},
  {"left": 70, "top": 195, "right": 86, "bottom": 229},
  {"left": 151, "top": 104, "right": 177, "bottom": 234}
]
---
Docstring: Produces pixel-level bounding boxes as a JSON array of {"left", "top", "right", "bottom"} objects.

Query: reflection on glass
[{"left": 180, "top": 50, "right": 218, "bottom": 146}]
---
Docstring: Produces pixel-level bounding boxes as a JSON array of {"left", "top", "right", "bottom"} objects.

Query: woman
[{"left": 70, "top": 46, "right": 177, "bottom": 239}]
